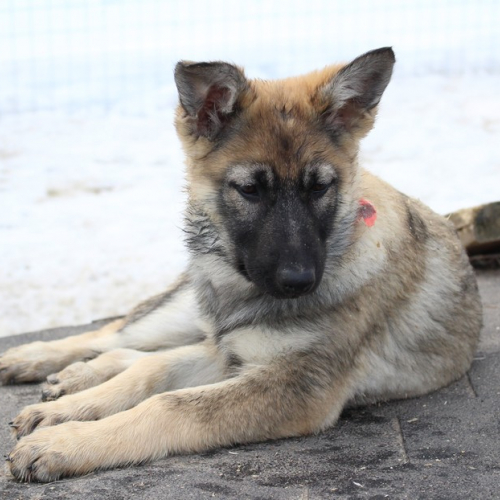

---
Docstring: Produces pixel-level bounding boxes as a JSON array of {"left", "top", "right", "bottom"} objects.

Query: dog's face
[
  {"left": 175, "top": 48, "right": 394, "bottom": 298},
  {"left": 219, "top": 161, "right": 336, "bottom": 298}
]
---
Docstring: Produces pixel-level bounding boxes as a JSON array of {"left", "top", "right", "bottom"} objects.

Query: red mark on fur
[{"left": 358, "top": 198, "right": 377, "bottom": 227}]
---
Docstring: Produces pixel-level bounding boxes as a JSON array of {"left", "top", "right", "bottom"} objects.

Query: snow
[{"left": 1, "top": 0, "right": 499, "bottom": 337}]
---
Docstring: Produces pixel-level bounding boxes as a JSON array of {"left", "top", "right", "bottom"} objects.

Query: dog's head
[{"left": 175, "top": 48, "right": 394, "bottom": 299}]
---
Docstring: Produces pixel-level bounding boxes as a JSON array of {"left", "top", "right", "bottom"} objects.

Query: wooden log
[{"left": 448, "top": 201, "right": 500, "bottom": 255}]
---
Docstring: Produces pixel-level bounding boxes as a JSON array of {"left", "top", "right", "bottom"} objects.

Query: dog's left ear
[
  {"left": 175, "top": 61, "right": 248, "bottom": 141},
  {"left": 320, "top": 47, "right": 395, "bottom": 136}
]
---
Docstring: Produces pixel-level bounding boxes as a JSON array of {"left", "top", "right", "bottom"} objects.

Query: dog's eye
[
  {"left": 310, "top": 183, "right": 330, "bottom": 196},
  {"left": 237, "top": 184, "right": 260, "bottom": 199}
]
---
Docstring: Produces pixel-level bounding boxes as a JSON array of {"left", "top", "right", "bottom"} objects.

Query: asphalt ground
[{"left": 1, "top": 269, "right": 499, "bottom": 500}]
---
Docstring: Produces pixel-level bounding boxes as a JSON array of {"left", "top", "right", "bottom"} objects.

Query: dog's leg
[
  {"left": 0, "top": 275, "right": 203, "bottom": 384},
  {"left": 11, "top": 341, "right": 225, "bottom": 438},
  {"left": 0, "top": 319, "right": 125, "bottom": 384},
  {"left": 8, "top": 350, "right": 352, "bottom": 482},
  {"left": 40, "top": 348, "right": 154, "bottom": 401}
]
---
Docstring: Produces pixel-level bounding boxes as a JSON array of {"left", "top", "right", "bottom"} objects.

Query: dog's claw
[{"left": 41, "top": 387, "right": 64, "bottom": 402}]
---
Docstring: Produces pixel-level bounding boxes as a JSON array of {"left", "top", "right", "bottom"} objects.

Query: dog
[{"left": 1, "top": 47, "right": 482, "bottom": 482}]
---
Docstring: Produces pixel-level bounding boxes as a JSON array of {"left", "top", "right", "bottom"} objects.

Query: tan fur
[
  {"left": 0, "top": 319, "right": 125, "bottom": 384},
  {"left": 2, "top": 50, "right": 482, "bottom": 482},
  {"left": 41, "top": 348, "right": 152, "bottom": 401}
]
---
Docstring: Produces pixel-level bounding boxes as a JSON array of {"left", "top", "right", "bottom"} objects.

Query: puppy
[{"left": 2, "top": 47, "right": 482, "bottom": 482}]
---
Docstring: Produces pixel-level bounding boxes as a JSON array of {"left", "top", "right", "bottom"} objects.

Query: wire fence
[{"left": 1, "top": 0, "right": 499, "bottom": 113}]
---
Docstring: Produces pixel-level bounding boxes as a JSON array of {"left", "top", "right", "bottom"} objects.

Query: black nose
[{"left": 276, "top": 266, "right": 316, "bottom": 296}]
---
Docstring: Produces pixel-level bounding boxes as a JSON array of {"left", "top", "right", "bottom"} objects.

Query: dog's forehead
[
  {"left": 229, "top": 111, "right": 337, "bottom": 181},
  {"left": 226, "top": 71, "right": 347, "bottom": 179},
  {"left": 209, "top": 112, "right": 348, "bottom": 184}
]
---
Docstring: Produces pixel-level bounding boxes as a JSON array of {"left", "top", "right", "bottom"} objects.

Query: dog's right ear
[{"left": 174, "top": 61, "right": 248, "bottom": 141}]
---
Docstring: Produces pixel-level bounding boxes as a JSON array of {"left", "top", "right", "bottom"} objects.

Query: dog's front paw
[
  {"left": 10, "top": 401, "right": 72, "bottom": 439},
  {"left": 41, "top": 362, "right": 99, "bottom": 401},
  {"left": 7, "top": 422, "right": 91, "bottom": 482},
  {"left": 0, "top": 342, "right": 74, "bottom": 384}
]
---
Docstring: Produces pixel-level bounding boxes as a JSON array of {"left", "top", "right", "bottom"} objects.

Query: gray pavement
[{"left": 1, "top": 270, "right": 499, "bottom": 499}]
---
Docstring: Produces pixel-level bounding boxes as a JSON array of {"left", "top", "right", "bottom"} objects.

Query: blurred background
[{"left": 1, "top": 0, "right": 499, "bottom": 336}]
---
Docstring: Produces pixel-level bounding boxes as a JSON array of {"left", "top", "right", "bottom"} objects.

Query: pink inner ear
[
  {"left": 326, "top": 100, "right": 360, "bottom": 132},
  {"left": 205, "top": 85, "right": 230, "bottom": 111},
  {"left": 358, "top": 198, "right": 377, "bottom": 227},
  {"left": 196, "top": 85, "right": 231, "bottom": 136}
]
